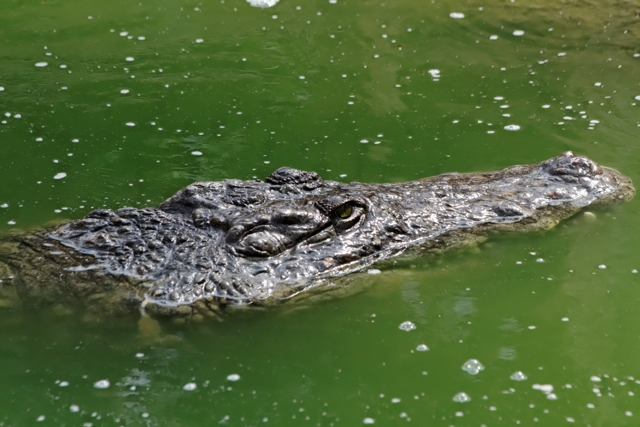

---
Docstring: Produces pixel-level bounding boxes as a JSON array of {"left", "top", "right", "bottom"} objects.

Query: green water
[{"left": 1, "top": 0, "right": 640, "bottom": 425}]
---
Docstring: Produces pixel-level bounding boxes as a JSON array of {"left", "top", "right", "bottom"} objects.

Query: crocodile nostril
[{"left": 545, "top": 153, "right": 602, "bottom": 178}]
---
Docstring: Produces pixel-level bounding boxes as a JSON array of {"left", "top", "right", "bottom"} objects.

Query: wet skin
[{"left": 0, "top": 152, "right": 634, "bottom": 320}]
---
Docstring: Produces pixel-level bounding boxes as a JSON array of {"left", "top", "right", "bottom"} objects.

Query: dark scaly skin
[{"left": 0, "top": 152, "right": 634, "bottom": 320}]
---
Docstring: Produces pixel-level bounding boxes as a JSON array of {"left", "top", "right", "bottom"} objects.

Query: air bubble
[
  {"left": 93, "top": 379, "right": 110, "bottom": 389},
  {"left": 532, "top": 384, "right": 554, "bottom": 394},
  {"left": 398, "top": 321, "right": 416, "bottom": 331},
  {"left": 510, "top": 371, "right": 528, "bottom": 381},
  {"left": 461, "top": 359, "right": 484, "bottom": 375},
  {"left": 452, "top": 392, "right": 471, "bottom": 402}
]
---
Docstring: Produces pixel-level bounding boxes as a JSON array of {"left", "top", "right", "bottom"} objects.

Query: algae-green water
[{"left": 1, "top": 0, "right": 640, "bottom": 425}]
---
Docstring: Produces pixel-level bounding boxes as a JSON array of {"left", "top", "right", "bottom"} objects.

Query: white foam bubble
[
  {"left": 246, "top": 0, "right": 279, "bottom": 7},
  {"left": 504, "top": 124, "right": 520, "bottom": 131},
  {"left": 125, "top": 57, "right": 135, "bottom": 62},
  {"left": 191, "top": 151, "right": 203, "bottom": 156},
  {"left": 195, "top": 38, "right": 204, "bottom": 43},
  {"left": 489, "top": 35, "right": 498, "bottom": 40},
  {"left": 398, "top": 321, "right": 416, "bottom": 331},
  {"left": 532, "top": 384, "right": 554, "bottom": 394},
  {"left": 449, "top": 12, "right": 465, "bottom": 19},
  {"left": 416, "top": 344, "right": 429, "bottom": 351},
  {"left": 35, "top": 62, "right": 48, "bottom": 67},
  {"left": 183, "top": 382, "right": 197, "bottom": 391},
  {"left": 69, "top": 405, "right": 80, "bottom": 413},
  {"left": 227, "top": 373, "right": 240, "bottom": 381},
  {"left": 513, "top": 30, "right": 525, "bottom": 36},
  {"left": 461, "top": 359, "right": 484, "bottom": 375},
  {"left": 93, "top": 379, "right": 110, "bottom": 389},
  {"left": 53, "top": 173, "right": 67, "bottom": 180},
  {"left": 510, "top": 371, "right": 528, "bottom": 381},
  {"left": 452, "top": 392, "right": 471, "bottom": 402},
  {"left": 363, "top": 418, "right": 375, "bottom": 424},
  {"left": 125, "top": 122, "right": 136, "bottom": 127},
  {"left": 120, "top": 89, "right": 130, "bottom": 94}
]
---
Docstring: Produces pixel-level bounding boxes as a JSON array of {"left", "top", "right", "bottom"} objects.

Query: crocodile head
[{"left": 50, "top": 152, "right": 634, "bottom": 308}]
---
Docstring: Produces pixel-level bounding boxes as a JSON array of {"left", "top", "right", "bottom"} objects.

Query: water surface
[{"left": 1, "top": 0, "right": 640, "bottom": 425}]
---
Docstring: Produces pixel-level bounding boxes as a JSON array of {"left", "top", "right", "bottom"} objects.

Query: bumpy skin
[{"left": 0, "top": 152, "right": 634, "bottom": 318}]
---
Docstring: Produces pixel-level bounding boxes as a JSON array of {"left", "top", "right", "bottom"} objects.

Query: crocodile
[{"left": 0, "top": 152, "right": 634, "bottom": 320}]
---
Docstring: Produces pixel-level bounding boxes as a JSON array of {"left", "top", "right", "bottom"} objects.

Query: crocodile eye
[
  {"left": 333, "top": 204, "right": 353, "bottom": 219},
  {"left": 315, "top": 195, "right": 367, "bottom": 234}
]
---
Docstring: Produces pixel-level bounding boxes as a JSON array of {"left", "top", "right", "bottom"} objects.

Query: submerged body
[{"left": 0, "top": 152, "right": 634, "bottom": 319}]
